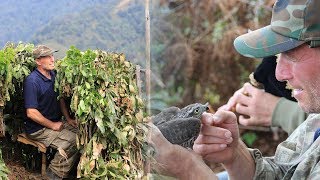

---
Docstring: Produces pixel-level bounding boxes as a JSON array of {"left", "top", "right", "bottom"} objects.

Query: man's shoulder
[
  {"left": 51, "top": 70, "right": 56, "bottom": 76},
  {"left": 25, "top": 70, "right": 40, "bottom": 83}
]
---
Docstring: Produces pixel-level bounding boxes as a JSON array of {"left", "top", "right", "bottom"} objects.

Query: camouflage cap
[
  {"left": 33, "top": 45, "right": 58, "bottom": 59},
  {"left": 234, "top": 0, "right": 320, "bottom": 58}
]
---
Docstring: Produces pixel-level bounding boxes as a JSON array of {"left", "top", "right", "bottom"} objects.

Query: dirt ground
[
  {"left": 0, "top": 135, "right": 47, "bottom": 180},
  {"left": 5, "top": 161, "right": 46, "bottom": 180},
  {"left": 0, "top": 128, "right": 288, "bottom": 179}
]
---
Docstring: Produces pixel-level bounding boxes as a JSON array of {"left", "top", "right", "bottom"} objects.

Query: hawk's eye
[{"left": 194, "top": 109, "right": 199, "bottom": 114}]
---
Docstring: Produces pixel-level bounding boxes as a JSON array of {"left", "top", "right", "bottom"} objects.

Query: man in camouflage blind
[
  {"left": 150, "top": 0, "right": 320, "bottom": 179},
  {"left": 24, "top": 45, "right": 78, "bottom": 179}
]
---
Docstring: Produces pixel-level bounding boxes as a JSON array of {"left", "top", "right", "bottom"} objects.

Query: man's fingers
[
  {"left": 148, "top": 122, "right": 171, "bottom": 148},
  {"left": 68, "top": 120, "right": 77, "bottom": 128},
  {"left": 201, "top": 111, "right": 237, "bottom": 126},
  {"left": 239, "top": 115, "right": 261, "bottom": 126},
  {"left": 199, "top": 125, "right": 232, "bottom": 139},
  {"left": 193, "top": 143, "right": 227, "bottom": 156},
  {"left": 238, "top": 115, "right": 252, "bottom": 126},
  {"left": 198, "top": 111, "right": 235, "bottom": 145},
  {"left": 195, "top": 134, "right": 233, "bottom": 144},
  {"left": 59, "top": 123, "right": 64, "bottom": 131},
  {"left": 223, "top": 87, "right": 244, "bottom": 110},
  {"left": 200, "top": 112, "right": 217, "bottom": 126},
  {"left": 236, "top": 92, "right": 251, "bottom": 106},
  {"left": 225, "top": 92, "right": 251, "bottom": 111},
  {"left": 242, "top": 82, "right": 255, "bottom": 94},
  {"left": 243, "top": 82, "right": 263, "bottom": 96},
  {"left": 218, "top": 104, "right": 228, "bottom": 111},
  {"left": 213, "top": 110, "right": 237, "bottom": 125},
  {"left": 235, "top": 103, "right": 250, "bottom": 116},
  {"left": 223, "top": 96, "right": 237, "bottom": 111}
]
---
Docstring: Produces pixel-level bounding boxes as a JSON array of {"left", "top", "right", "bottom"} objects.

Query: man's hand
[
  {"left": 26, "top": 108, "right": 64, "bottom": 131},
  {"left": 193, "top": 110, "right": 239, "bottom": 164},
  {"left": 51, "top": 121, "right": 63, "bottom": 131},
  {"left": 67, "top": 118, "right": 77, "bottom": 128},
  {"left": 219, "top": 83, "right": 280, "bottom": 126},
  {"left": 148, "top": 123, "right": 217, "bottom": 180},
  {"left": 193, "top": 110, "right": 256, "bottom": 179}
]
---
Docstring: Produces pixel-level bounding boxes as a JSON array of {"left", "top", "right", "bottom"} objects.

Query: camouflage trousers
[{"left": 28, "top": 122, "right": 79, "bottom": 178}]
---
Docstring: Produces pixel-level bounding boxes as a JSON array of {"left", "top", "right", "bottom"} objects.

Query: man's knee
[{"left": 51, "top": 129, "right": 77, "bottom": 150}]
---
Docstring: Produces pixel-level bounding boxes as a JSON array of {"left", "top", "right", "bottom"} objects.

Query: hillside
[
  {"left": 31, "top": 1, "right": 146, "bottom": 62},
  {"left": 0, "top": 0, "right": 151, "bottom": 64},
  {"left": 0, "top": 0, "right": 107, "bottom": 47}
]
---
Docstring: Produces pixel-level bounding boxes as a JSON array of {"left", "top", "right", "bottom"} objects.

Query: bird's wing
[
  {"left": 151, "top": 106, "right": 181, "bottom": 126},
  {"left": 157, "top": 117, "right": 200, "bottom": 148}
]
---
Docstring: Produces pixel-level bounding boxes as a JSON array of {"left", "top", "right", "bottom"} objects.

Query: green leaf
[
  {"left": 79, "top": 100, "right": 86, "bottom": 110},
  {"left": 85, "top": 82, "right": 91, "bottom": 89},
  {"left": 95, "top": 108, "right": 105, "bottom": 134},
  {"left": 242, "top": 132, "right": 257, "bottom": 147},
  {"left": 81, "top": 69, "right": 87, "bottom": 77}
]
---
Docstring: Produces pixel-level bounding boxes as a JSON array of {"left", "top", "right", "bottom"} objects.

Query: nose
[
  {"left": 275, "top": 54, "right": 292, "bottom": 82},
  {"left": 50, "top": 55, "right": 55, "bottom": 62}
]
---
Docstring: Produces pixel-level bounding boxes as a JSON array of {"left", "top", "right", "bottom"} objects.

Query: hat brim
[
  {"left": 234, "top": 25, "right": 304, "bottom": 58},
  {"left": 38, "top": 50, "right": 59, "bottom": 58}
]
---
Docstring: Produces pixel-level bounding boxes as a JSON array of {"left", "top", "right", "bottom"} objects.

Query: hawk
[{"left": 152, "top": 103, "right": 209, "bottom": 149}]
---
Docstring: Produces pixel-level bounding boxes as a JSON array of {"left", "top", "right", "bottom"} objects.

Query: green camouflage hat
[
  {"left": 234, "top": 0, "right": 320, "bottom": 58},
  {"left": 33, "top": 45, "right": 58, "bottom": 59}
]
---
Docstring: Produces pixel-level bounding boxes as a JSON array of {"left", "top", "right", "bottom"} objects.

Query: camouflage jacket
[
  {"left": 249, "top": 114, "right": 320, "bottom": 179},
  {"left": 272, "top": 97, "right": 307, "bottom": 135}
]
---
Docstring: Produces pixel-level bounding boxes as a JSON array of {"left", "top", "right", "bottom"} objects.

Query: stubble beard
[{"left": 300, "top": 82, "right": 320, "bottom": 114}]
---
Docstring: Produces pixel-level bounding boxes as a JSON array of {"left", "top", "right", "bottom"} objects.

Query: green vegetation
[
  {"left": 242, "top": 132, "right": 258, "bottom": 147},
  {"left": 0, "top": 148, "right": 9, "bottom": 180},
  {"left": 152, "top": 0, "right": 272, "bottom": 109},
  {"left": 0, "top": 43, "right": 35, "bottom": 136},
  {"left": 55, "top": 46, "right": 147, "bottom": 179},
  {"left": 0, "top": 42, "right": 36, "bottom": 179},
  {"left": 0, "top": 43, "right": 147, "bottom": 179}
]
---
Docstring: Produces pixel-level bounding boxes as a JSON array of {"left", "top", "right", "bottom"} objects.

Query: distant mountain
[
  {"left": 0, "top": 0, "right": 108, "bottom": 47},
  {"left": 0, "top": 0, "right": 159, "bottom": 65},
  {"left": 31, "top": 0, "right": 146, "bottom": 63}
]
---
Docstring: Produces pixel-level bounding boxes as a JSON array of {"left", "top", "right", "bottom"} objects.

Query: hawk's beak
[{"left": 205, "top": 102, "right": 209, "bottom": 111}]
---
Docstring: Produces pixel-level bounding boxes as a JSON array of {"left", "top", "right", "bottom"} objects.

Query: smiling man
[
  {"left": 277, "top": 45, "right": 320, "bottom": 113},
  {"left": 193, "top": 0, "right": 320, "bottom": 179},
  {"left": 23, "top": 45, "right": 78, "bottom": 179},
  {"left": 149, "top": 0, "right": 320, "bottom": 179}
]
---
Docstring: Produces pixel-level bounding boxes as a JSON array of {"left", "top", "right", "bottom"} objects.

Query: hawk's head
[{"left": 178, "top": 102, "right": 209, "bottom": 119}]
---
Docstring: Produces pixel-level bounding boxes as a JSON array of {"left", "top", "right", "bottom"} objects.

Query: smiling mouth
[
  {"left": 285, "top": 82, "right": 294, "bottom": 90},
  {"left": 292, "top": 89, "right": 303, "bottom": 97}
]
